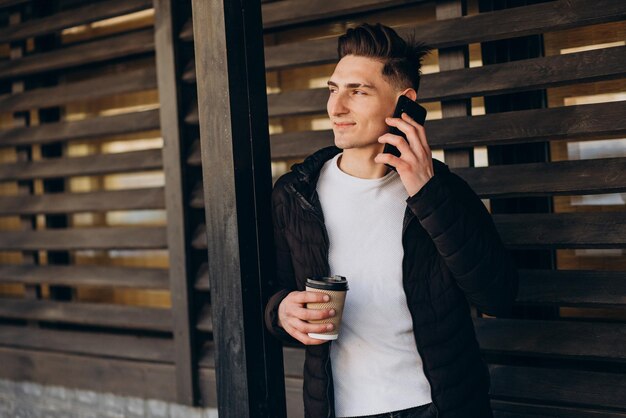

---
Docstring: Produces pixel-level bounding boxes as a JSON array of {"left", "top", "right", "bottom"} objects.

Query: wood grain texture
[
  {"left": 517, "top": 269, "right": 626, "bottom": 308},
  {"left": 260, "top": 46, "right": 626, "bottom": 117},
  {"left": 0, "top": 109, "right": 160, "bottom": 148},
  {"left": 476, "top": 318, "right": 626, "bottom": 363},
  {"left": 494, "top": 212, "right": 626, "bottom": 249},
  {"left": 0, "top": 0, "right": 153, "bottom": 43},
  {"left": 0, "top": 149, "right": 162, "bottom": 181},
  {"left": 269, "top": 101, "right": 626, "bottom": 158},
  {"left": 0, "top": 28, "right": 155, "bottom": 80},
  {"left": 489, "top": 365, "right": 626, "bottom": 410},
  {"left": 0, "top": 347, "right": 177, "bottom": 402},
  {"left": 0, "top": 67, "right": 157, "bottom": 113},
  {"left": 0, "top": 226, "right": 167, "bottom": 250},
  {"left": 154, "top": 0, "right": 198, "bottom": 405},
  {"left": 454, "top": 157, "right": 626, "bottom": 198},
  {"left": 0, "top": 264, "right": 169, "bottom": 289},
  {"left": 0, "top": 298, "right": 171, "bottom": 331},
  {"left": 0, "top": 324, "right": 174, "bottom": 362},
  {"left": 0, "top": 187, "right": 164, "bottom": 215},
  {"left": 264, "top": 0, "right": 626, "bottom": 70}
]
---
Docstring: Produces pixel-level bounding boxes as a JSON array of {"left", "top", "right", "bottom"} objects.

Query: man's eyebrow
[{"left": 327, "top": 80, "right": 376, "bottom": 89}]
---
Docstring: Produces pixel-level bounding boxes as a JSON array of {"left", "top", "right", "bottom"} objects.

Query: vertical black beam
[
  {"left": 153, "top": 0, "right": 198, "bottom": 405},
  {"left": 31, "top": 0, "right": 73, "bottom": 301},
  {"left": 436, "top": 0, "right": 477, "bottom": 317},
  {"left": 191, "top": 0, "right": 286, "bottom": 417},
  {"left": 10, "top": 6, "right": 42, "bottom": 314},
  {"left": 436, "top": 0, "right": 474, "bottom": 169},
  {"left": 479, "top": 0, "right": 556, "bottom": 319}
]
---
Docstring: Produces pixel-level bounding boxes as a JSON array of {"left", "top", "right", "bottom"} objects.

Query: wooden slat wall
[
  {"left": 0, "top": 0, "right": 195, "bottom": 406},
  {"left": 0, "top": 0, "right": 624, "bottom": 415},
  {"left": 180, "top": 0, "right": 626, "bottom": 416}
]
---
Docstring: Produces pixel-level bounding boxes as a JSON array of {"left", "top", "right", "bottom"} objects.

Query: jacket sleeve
[
  {"left": 405, "top": 171, "right": 518, "bottom": 317},
  {"left": 264, "top": 184, "right": 300, "bottom": 344}
]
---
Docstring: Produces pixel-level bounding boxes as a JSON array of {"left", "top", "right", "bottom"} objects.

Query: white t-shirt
[{"left": 316, "top": 153, "right": 432, "bottom": 417}]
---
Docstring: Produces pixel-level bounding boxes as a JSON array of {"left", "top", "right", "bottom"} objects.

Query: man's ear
[{"left": 400, "top": 88, "right": 417, "bottom": 101}]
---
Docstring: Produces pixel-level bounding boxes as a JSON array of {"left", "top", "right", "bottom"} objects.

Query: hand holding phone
[{"left": 382, "top": 95, "right": 427, "bottom": 170}]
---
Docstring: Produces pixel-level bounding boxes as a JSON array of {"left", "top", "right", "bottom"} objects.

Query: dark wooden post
[
  {"left": 479, "top": 0, "right": 557, "bottom": 319},
  {"left": 9, "top": 6, "right": 42, "bottom": 315},
  {"left": 436, "top": 0, "right": 474, "bottom": 168},
  {"left": 190, "top": 0, "right": 287, "bottom": 416},
  {"left": 153, "top": 0, "right": 198, "bottom": 405}
]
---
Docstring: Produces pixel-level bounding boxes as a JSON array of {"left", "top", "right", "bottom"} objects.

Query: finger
[
  {"left": 290, "top": 318, "right": 334, "bottom": 334},
  {"left": 374, "top": 152, "right": 409, "bottom": 171},
  {"left": 294, "top": 306, "right": 335, "bottom": 321},
  {"left": 291, "top": 291, "right": 330, "bottom": 304},
  {"left": 377, "top": 133, "right": 413, "bottom": 158},
  {"left": 386, "top": 116, "right": 421, "bottom": 151},
  {"left": 401, "top": 113, "right": 431, "bottom": 156},
  {"left": 291, "top": 328, "right": 328, "bottom": 345}
]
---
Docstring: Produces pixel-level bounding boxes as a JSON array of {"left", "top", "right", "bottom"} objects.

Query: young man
[{"left": 265, "top": 23, "right": 518, "bottom": 418}]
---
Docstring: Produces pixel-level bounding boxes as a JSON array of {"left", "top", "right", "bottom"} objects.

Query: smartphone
[{"left": 382, "top": 95, "right": 427, "bottom": 170}]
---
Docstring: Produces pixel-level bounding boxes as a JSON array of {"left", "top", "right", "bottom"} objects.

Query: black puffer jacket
[{"left": 265, "top": 146, "right": 518, "bottom": 418}]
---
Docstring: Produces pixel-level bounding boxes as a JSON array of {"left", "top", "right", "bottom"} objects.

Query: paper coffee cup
[{"left": 305, "top": 275, "right": 348, "bottom": 340}]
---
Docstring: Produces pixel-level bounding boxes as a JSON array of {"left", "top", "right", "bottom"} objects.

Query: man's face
[{"left": 327, "top": 55, "right": 399, "bottom": 151}]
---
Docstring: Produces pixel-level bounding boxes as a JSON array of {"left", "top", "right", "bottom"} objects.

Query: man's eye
[{"left": 354, "top": 90, "right": 366, "bottom": 95}]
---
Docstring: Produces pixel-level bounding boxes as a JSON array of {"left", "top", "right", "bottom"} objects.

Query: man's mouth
[{"left": 333, "top": 122, "right": 356, "bottom": 129}]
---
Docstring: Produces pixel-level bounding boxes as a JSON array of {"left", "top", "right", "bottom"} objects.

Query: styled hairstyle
[{"left": 337, "top": 23, "right": 431, "bottom": 92}]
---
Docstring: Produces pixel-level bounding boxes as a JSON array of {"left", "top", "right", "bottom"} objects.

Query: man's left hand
[{"left": 374, "top": 112, "right": 434, "bottom": 197}]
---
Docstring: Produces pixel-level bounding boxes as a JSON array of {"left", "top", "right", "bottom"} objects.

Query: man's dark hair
[{"left": 337, "top": 23, "right": 431, "bottom": 92}]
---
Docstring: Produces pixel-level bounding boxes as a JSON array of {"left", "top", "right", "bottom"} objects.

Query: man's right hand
[{"left": 278, "top": 291, "right": 336, "bottom": 345}]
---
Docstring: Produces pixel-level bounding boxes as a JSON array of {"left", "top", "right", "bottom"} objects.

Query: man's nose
[{"left": 329, "top": 94, "right": 349, "bottom": 116}]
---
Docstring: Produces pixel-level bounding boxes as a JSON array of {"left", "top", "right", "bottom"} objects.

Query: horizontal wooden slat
[
  {"left": 191, "top": 223, "right": 207, "bottom": 249},
  {"left": 0, "top": 325, "right": 173, "bottom": 362},
  {"left": 190, "top": 181, "right": 203, "bottom": 208},
  {"left": 0, "top": 226, "right": 167, "bottom": 250},
  {"left": 277, "top": 318, "right": 626, "bottom": 379},
  {"left": 0, "top": 28, "right": 154, "bottom": 81},
  {"left": 495, "top": 212, "right": 626, "bottom": 249},
  {"left": 185, "top": 99, "right": 199, "bottom": 124},
  {"left": 517, "top": 269, "right": 626, "bottom": 308},
  {"left": 0, "top": 149, "right": 162, "bottom": 181},
  {"left": 0, "top": 66, "right": 157, "bottom": 113},
  {"left": 0, "top": 109, "right": 160, "bottom": 148},
  {"left": 264, "top": 0, "right": 626, "bottom": 71},
  {"left": 0, "top": 298, "right": 171, "bottom": 331},
  {"left": 492, "top": 400, "right": 626, "bottom": 418},
  {"left": 187, "top": 139, "right": 201, "bottom": 166},
  {"left": 179, "top": 1, "right": 429, "bottom": 39},
  {"left": 188, "top": 158, "right": 626, "bottom": 207},
  {"left": 262, "top": 0, "right": 427, "bottom": 29},
  {"left": 179, "top": 19, "right": 193, "bottom": 41},
  {"left": 262, "top": 46, "right": 626, "bottom": 118},
  {"left": 0, "top": 187, "right": 164, "bottom": 215},
  {"left": 476, "top": 318, "right": 626, "bottom": 363},
  {"left": 270, "top": 101, "right": 626, "bottom": 158},
  {"left": 182, "top": 58, "right": 195, "bottom": 82},
  {"left": 489, "top": 365, "right": 626, "bottom": 410},
  {"left": 0, "top": 264, "right": 169, "bottom": 289},
  {"left": 196, "top": 304, "right": 213, "bottom": 332},
  {"left": 197, "top": 367, "right": 218, "bottom": 408},
  {"left": 455, "top": 157, "right": 626, "bottom": 198},
  {"left": 0, "top": 0, "right": 153, "bottom": 43},
  {"left": 0, "top": 347, "right": 177, "bottom": 402},
  {"left": 194, "top": 262, "right": 210, "bottom": 291},
  {"left": 0, "top": 0, "right": 28, "bottom": 8}
]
